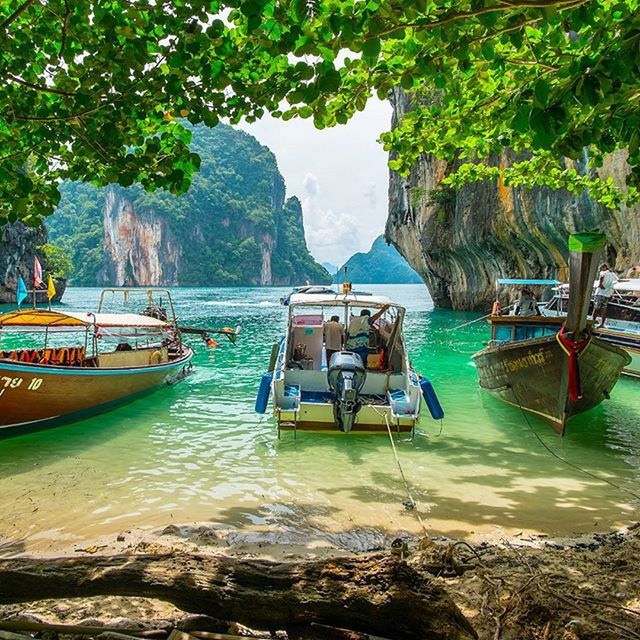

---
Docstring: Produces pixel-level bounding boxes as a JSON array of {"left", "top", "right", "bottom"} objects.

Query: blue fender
[
  {"left": 420, "top": 376, "right": 444, "bottom": 420},
  {"left": 255, "top": 372, "right": 273, "bottom": 414}
]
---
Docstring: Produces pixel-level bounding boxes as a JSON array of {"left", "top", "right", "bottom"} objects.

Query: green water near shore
[{"left": 0, "top": 284, "right": 638, "bottom": 554}]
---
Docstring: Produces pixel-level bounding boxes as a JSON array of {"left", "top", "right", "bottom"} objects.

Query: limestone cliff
[
  {"left": 49, "top": 125, "right": 330, "bottom": 287},
  {"left": 0, "top": 223, "right": 66, "bottom": 304},
  {"left": 99, "top": 187, "right": 181, "bottom": 286},
  {"left": 386, "top": 88, "right": 640, "bottom": 310},
  {"left": 0, "top": 223, "right": 44, "bottom": 304}
]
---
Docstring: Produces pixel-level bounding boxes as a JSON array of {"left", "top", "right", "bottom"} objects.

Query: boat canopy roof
[
  {"left": 497, "top": 278, "right": 561, "bottom": 286},
  {"left": 288, "top": 292, "right": 399, "bottom": 309},
  {"left": 610, "top": 278, "right": 640, "bottom": 292},
  {"left": 556, "top": 278, "right": 640, "bottom": 293},
  {"left": 0, "top": 309, "right": 169, "bottom": 329}
]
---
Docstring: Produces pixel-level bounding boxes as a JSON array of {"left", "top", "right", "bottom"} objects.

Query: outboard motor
[{"left": 327, "top": 351, "right": 367, "bottom": 432}]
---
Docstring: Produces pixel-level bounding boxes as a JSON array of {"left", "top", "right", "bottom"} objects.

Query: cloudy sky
[{"left": 241, "top": 98, "right": 392, "bottom": 267}]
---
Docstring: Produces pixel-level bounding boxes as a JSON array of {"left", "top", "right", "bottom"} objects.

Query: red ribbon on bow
[{"left": 556, "top": 326, "right": 591, "bottom": 402}]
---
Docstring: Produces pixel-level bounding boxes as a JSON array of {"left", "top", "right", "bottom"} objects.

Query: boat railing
[{"left": 97, "top": 288, "right": 179, "bottom": 326}]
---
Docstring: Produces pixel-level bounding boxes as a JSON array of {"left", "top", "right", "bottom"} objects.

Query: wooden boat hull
[
  {"left": 593, "top": 327, "right": 640, "bottom": 379},
  {"left": 0, "top": 348, "right": 193, "bottom": 437},
  {"left": 472, "top": 335, "right": 630, "bottom": 434}
]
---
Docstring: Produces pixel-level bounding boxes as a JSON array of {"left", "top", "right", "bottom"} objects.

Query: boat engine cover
[{"left": 327, "top": 352, "right": 367, "bottom": 432}]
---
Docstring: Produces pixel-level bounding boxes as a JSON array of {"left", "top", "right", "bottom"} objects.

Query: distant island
[
  {"left": 333, "top": 236, "right": 422, "bottom": 284},
  {"left": 321, "top": 261, "right": 338, "bottom": 276},
  {"left": 48, "top": 125, "right": 330, "bottom": 287}
]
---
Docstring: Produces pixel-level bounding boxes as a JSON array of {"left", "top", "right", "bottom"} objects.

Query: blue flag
[{"left": 16, "top": 276, "right": 28, "bottom": 306}]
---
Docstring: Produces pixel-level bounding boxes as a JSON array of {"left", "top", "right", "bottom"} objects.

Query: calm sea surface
[{"left": 0, "top": 284, "right": 638, "bottom": 553}]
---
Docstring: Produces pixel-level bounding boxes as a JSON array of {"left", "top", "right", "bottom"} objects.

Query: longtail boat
[
  {"left": 0, "top": 289, "right": 194, "bottom": 438},
  {"left": 472, "top": 233, "right": 631, "bottom": 435}
]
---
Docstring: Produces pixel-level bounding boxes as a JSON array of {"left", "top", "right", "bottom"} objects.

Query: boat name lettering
[
  {"left": 0, "top": 376, "right": 44, "bottom": 392},
  {"left": 504, "top": 350, "right": 550, "bottom": 372},
  {"left": 0, "top": 376, "right": 23, "bottom": 389}
]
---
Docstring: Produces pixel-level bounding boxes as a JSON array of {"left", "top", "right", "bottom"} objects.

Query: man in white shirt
[{"left": 592, "top": 263, "right": 619, "bottom": 328}]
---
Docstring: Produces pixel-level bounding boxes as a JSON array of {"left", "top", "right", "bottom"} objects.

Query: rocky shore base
[{"left": 1, "top": 525, "right": 639, "bottom": 640}]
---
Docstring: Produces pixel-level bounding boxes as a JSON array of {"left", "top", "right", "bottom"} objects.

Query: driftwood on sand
[{"left": 0, "top": 553, "right": 476, "bottom": 640}]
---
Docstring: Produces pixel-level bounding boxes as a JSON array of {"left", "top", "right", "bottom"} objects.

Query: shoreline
[{"left": 3, "top": 511, "right": 639, "bottom": 560}]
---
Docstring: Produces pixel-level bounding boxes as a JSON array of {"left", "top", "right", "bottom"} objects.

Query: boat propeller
[{"left": 327, "top": 352, "right": 367, "bottom": 433}]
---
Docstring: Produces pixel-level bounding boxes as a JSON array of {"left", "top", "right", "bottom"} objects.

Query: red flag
[{"left": 33, "top": 257, "right": 43, "bottom": 289}]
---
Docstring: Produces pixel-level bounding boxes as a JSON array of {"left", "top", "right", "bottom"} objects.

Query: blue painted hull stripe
[{"left": 0, "top": 354, "right": 192, "bottom": 376}]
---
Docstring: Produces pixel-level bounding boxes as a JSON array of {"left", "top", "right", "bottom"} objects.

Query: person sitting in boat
[
  {"left": 346, "top": 305, "right": 390, "bottom": 367},
  {"left": 324, "top": 315, "right": 344, "bottom": 365},
  {"left": 514, "top": 287, "right": 540, "bottom": 317},
  {"left": 593, "top": 263, "right": 619, "bottom": 328}
]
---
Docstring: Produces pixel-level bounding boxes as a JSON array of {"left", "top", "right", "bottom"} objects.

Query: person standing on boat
[
  {"left": 346, "top": 306, "right": 390, "bottom": 367},
  {"left": 324, "top": 315, "right": 344, "bottom": 365},
  {"left": 593, "top": 263, "right": 619, "bottom": 328},
  {"left": 514, "top": 287, "right": 540, "bottom": 317}
]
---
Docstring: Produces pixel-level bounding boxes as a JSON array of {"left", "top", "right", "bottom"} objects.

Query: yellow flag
[{"left": 47, "top": 275, "right": 56, "bottom": 301}]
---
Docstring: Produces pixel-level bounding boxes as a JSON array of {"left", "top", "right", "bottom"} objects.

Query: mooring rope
[
  {"left": 445, "top": 304, "right": 515, "bottom": 333},
  {"left": 370, "top": 404, "right": 430, "bottom": 536},
  {"left": 501, "top": 363, "right": 640, "bottom": 501}
]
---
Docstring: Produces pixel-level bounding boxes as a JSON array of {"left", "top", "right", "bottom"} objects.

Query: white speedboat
[{"left": 256, "top": 290, "right": 443, "bottom": 435}]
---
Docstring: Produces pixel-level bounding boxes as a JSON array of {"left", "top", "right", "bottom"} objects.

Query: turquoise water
[{"left": 0, "top": 284, "right": 638, "bottom": 554}]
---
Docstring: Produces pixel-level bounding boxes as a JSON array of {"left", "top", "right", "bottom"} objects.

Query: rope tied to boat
[
  {"left": 374, "top": 407, "right": 430, "bottom": 538},
  {"left": 555, "top": 326, "right": 592, "bottom": 402}
]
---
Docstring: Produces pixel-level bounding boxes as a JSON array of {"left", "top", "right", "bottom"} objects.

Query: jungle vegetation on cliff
[
  {"left": 1, "top": 0, "right": 638, "bottom": 224},
  {"left": 48, "top": 125, "right": 329, "bottom": 286}
]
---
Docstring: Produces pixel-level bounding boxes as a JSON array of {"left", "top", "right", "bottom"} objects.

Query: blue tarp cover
[{"left": 496, "top": 278, "right": 560, "bottom": 285}]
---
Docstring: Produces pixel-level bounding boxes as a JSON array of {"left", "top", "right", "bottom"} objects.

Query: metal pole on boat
[{"left": 564, "top": 232, "right": 607, "bottom": 338}]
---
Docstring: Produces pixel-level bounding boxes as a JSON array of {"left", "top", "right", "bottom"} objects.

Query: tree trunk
[{"left": 0, "top": 554, "right": 475, "bottom": 640}]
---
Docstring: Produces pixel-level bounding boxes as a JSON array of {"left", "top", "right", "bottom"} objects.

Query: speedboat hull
[
  {"left": 0, "top": 348, "right": 193, "bottom": 437},
  {"left": 473, "top": 335, "right": 630, "bottom": 434}
]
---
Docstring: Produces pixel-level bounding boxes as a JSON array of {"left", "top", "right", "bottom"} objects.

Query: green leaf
[
  {"left": 533, "top": 78, "right": 550, "bottom": 108},
  {"left": 361, "top": 37, "right": 380, "bottom": 59},
  {"left": 512, "top": 104, "right": 531, "bottom": 133}
]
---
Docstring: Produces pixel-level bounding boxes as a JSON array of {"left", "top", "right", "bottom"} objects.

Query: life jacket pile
[{"left": 0, "top": 346, "right": 86, "bottom": 366}]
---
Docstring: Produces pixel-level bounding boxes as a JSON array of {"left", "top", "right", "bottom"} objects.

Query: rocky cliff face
[
  {"left": 99, "top": 187, "right": 181, "bottom": 286},
  {"left": 95, "top": 189, "right": 325, "bottom": 288},
  {"left": 386, "top": 88, "right": 640, "bottom": 310},
  {"left": 50, "top": 125, "right": 330, "bottom": 287},
  {"left": 0, "top": 223, "right": 45, "bottom": 304},
  {"left": 0, "top": 224, "right": 67, "bottom": 304}
]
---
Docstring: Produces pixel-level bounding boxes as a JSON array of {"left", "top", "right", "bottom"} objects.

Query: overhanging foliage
[{"left": 1, "top": 0, "right": 638, "bottom": 226}]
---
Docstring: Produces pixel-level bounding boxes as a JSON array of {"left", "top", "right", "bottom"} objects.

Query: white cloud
[
  {"left": 299, "top": 173, "right": 361, "bottom": 266},
  {"left": 240, "top": 99, "right": 392, "bottom": 265}
]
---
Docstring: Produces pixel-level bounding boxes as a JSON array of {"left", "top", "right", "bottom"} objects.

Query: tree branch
[
  {"left": 0, "top": 0, "right": 39, "bottom": 31},
  {"left": 4, "top": 73, "right": 75, "bottom": 97},
  {"left": 0, "top": 553, "right": 477, "bottom": 640},
  {"left": 374, "top": 0, "right": 586, "bottom": 38}
]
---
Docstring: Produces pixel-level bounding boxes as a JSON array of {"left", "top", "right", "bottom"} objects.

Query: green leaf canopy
[{"left": 1, "top": 0, "right": 639, "bottom": 225}]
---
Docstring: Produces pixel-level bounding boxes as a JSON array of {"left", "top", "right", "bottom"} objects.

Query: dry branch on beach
[{"left": 0, "top": 553, "right": 476, "bottom": 640}]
